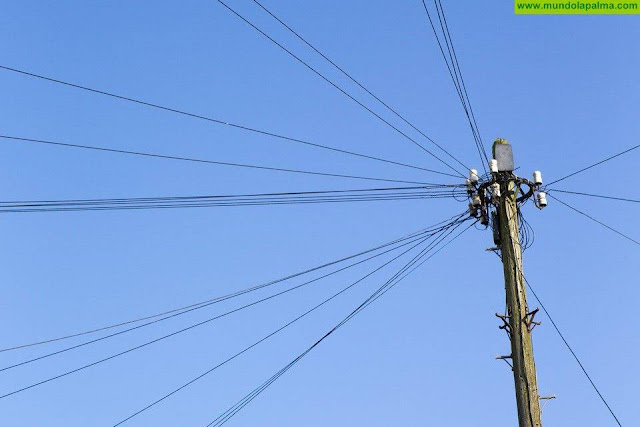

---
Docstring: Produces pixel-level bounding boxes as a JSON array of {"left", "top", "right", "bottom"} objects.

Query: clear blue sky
[{"left": 1, "top": 1, "right": 638, "bottom": 425}]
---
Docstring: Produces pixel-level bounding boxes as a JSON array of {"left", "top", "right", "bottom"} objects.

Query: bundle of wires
[{"left": 0, "top": 185, "right": 466, "bottom": 213}]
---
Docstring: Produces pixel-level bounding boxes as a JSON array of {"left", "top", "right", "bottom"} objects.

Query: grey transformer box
[{"left": 494, "top": 143, "right": 514, "bottom": 172}]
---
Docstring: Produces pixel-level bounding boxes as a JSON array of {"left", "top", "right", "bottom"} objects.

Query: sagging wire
[{"left": 518, "top": 208, "right": 535, "bottom": 252}]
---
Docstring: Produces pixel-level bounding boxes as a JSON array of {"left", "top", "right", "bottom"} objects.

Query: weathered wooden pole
[{"left": 495, "top": 138, "right": 543, "bottom": 427}]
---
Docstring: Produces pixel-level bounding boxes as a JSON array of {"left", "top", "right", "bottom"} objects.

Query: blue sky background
[{"left": 1, "top": 1, "right": 638, "bottom": 425}]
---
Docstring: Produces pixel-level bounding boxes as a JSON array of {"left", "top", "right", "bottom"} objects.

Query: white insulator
[
  {"left": 491, "top": 183, "right": 501, "bottom": 198},
  {"left": 471, "top": 194, "right": 481, "bottom": 207},
  {"left": 533, "top": 171, "right": 543, "bottom": 186},
  {"left": 465, "top": 178, "right": 474, "bottom": 192},
  {"left": 469, "top": 169, "right": 479, "bottom": 184},
  {"left": 489, "top": 159, "right": 499, "bottom": 173},
  {"left": 537, "top": 192, "right": 548, "bottom": 209}
]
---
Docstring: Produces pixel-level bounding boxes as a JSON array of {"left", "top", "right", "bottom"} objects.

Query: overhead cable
[
  {"left": 503, "top": 255, "right": 624, "bottom": 427},
  {"left": 0, "top": 187, "right": 466, "bottom": 214},
  {"left": 206, "top": 219, "right": 475, "bottom": 426},
  {"left": 420, "top": 0, "right": 488, "bottom": 172},
  {"left": 216, "top": 0, "right": 466, "bottom": 178},
  {"left": 0, "top": 65, "right": 453, "bottom": 177},
  {"left": 0, "top": 216, "right": 469, "bottom": 400},
  {"left": 546, "top": 143, "right": 640, "bottom": 187},
  {"left": 433, "top": 0, "right": 488, "bottom": 169},
  {"left": 0, "top": 225, "right": 456, "bottom": 374},
  {"left": 115, "top": 216, "right": 472, "bottom": 426},
  {"left": 0, "top": 135, "right": 440, "bottom": 186},
  {"left": 250, "top": 0, "right": 471, "bottom": 172},
  {"left": 0, "top": 233, "right": 435, "bottom": 399},
  {"left": 549, "top": 193, "right": 640, "bottom": 247},
  {"left": 550, "top": 189, "right": 640, "bottom": 204},
  {"left": 0, "top": 215, "right": 464, "bottom": 353}
]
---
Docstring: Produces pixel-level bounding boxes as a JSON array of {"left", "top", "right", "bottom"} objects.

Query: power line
[
  {"left": 209, "top": 221, "right": 473, "bottom": 427},
  {"left": 0, "top": 234, "right": 432, "bottom": 400},
  {"left": 378, "top": 219, "right": 478, "bottom": 299},
  {"left": 346, "top": 217, "right": 477, "bottom": 312},
  {"left": 549, "top": 193, "right": 640, "bottom": 246},
  {"left": 0, "top": 187, "right": 466, "bottom": 214},
  {"left": 432, "top": 0, "right": 486, "bottom": 171},
  {"left": 0, "top": 216, "right": 464, "bottom": 353},
  {"left": 0, "top": 65, "right": 454, "bottom": 178},
  {"left": 210, "top": 254, "right": 424, "bottom": 426},
  {"left": 0, "top": 185, "right": 454, "bottom": 205},
  {"left": 0, "top": 194, "right": 463, "bottom": 213},
  {"left": 215, "top": 0, "right": 466, "bottom": 178},
  {"left": 511, "top": 259, "right": 623, "bottom": 426},
  {"left": 546, "top": 143, "right": 640, "bottom": 187},
  {"left": 2, "top": 191, "right": 460, "bottom": 206},
  {"left": 115, "top": 216, "right": 472, "bottom": 426},
  {"left": 1, "top": 236, "right": 428, "bottom": 372},
  {"left": 420, "top": 0, "right": 488, "bottom": 173},
  {"left": 0, "top": 134, "right": 441, "bottom": 186},
  {"left": 206, "top": 219, "right": 475, "bottom": 426},
  {"left": 114, "top": 234, "right": 443, "bottom": 425},
  {"left": 436, "top": 0, "right": 489, "bottom": 166},
  {"left": 0, "top": 217, "right": 469, "bottom": 400},
  {"left": 0, "top": 224, "right": 458, "bottom": 373},
  {"left": 420, "top": 0, "right": 463, "bottom": 104},
  {"left": 550, "top": 189, "right": 640, "bottom": 204},
  {"left": 249, "top": 0, "right": 471, "bottom": 173},
  {"left": 0, "top": 195, "right": 458, "bottom": 213}
]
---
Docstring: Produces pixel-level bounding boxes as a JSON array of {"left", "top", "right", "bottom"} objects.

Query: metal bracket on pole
[
  {"left": 524, "top": 308, "right": 542, "bottom": 332},
  {"left": 495, "top": 354, "right": 514, "bottom": 370},
  {"left": 495, "top": 313, "right": 512, "bottom": 339},
  {"left": 539, "top": 395, "right": 557, "bottom": 413}
]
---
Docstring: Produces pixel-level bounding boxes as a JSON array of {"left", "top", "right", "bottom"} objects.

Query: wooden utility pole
[{"left": 495, "top": 139, "right": 543, "bottom": 427}]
